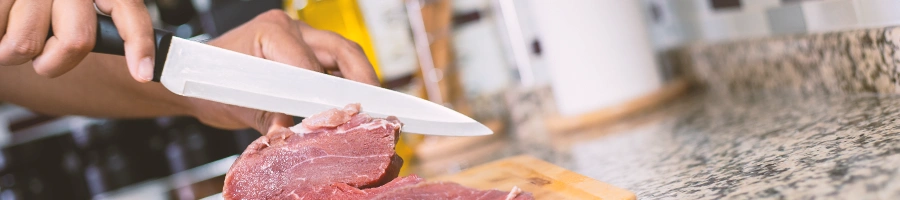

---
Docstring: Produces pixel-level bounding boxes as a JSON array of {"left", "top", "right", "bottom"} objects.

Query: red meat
[
  {"left": 223, "top": 104, "right": 403, "bottom": 199},
  {"left": 223, "top": 104, "right": 533, "bottom": 200}
]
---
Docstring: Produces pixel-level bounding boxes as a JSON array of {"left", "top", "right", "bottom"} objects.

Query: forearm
[{"left": 0, "top": 53, "right": 192, "bottom": 118}]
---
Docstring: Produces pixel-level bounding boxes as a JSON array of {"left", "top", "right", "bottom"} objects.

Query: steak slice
[
  {"left": 370, "top": 178, "right": 533, "bottom": 200},
  {"left": 223, "top": 103, "right": 534, "bottom": 200},
  {"left": 330, "top": 175, "right": 534, "bottom": 200},
  {"left": 223, "top": 104, "right": 404, "bottom": 199}
]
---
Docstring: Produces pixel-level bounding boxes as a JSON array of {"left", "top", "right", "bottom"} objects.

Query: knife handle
[{"left": 48, "top": 14, "right": 173, "bottom": 82}]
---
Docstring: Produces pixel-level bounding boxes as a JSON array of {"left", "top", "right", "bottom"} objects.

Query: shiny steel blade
[{"left": 159, "top": 37, "right": 491, "bottom": 136}]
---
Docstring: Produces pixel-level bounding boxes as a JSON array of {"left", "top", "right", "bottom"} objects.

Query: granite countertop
[{"left": 549, "top": 91, "right": 900, "bottom": 199}]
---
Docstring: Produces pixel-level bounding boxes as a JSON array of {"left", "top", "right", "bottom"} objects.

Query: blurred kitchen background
[{"left": 3, "top": 0, "right": 900, "bottom": 199}]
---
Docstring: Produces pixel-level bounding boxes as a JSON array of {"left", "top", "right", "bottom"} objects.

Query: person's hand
[
  {"left": 186, "top": 10, "right": 380, "bottom": 134},
  {"left": 0, "top": 0, "right": 157, "bottom": 82}
]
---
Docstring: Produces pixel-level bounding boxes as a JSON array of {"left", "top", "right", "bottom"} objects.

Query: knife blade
[{"left": 78, "top": 15, "right": 492, "bottom": 136}]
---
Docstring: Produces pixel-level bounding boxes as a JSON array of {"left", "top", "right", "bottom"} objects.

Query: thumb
[
  {"left": 257, "top": 25, "right": 324, "bottom": 73},
  {"left": 250, "top": 110, "right": 295, "bottom": 135},
  {"left": 238, "top": 10, "right": 324, "bottom": 72}
]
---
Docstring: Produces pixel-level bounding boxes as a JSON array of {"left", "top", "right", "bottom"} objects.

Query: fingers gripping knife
[{"left": 47, "top": 15, "right": 491, "bottom": 137}]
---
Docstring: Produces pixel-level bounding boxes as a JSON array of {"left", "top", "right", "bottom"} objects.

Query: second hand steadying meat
[{"left": 223, "top": 104, "right": 533, "bottom": 199}]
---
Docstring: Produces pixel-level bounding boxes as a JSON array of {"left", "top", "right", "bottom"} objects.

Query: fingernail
[{"left": 139, "top": 57, "right": 154, "bottom": 81}]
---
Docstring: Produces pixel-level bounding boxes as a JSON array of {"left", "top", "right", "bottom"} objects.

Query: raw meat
[
  {"left": 223, "top": 104, "right": 533, "bottom": 200},
  {"left": 369, "top": 180, "right": 533, "bottom": 200},
  {"left": 300, "top": 103, "right": 361, "bottom": 129},
  {"left": 223, "top": 104, "right": 404, "bottom": 199}
]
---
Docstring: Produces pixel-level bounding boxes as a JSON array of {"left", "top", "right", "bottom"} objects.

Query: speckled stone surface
[
  {"left": 494, "top": 24, "right": 900, "bottom": 199},
  {"left": 558, "top": 92, "right": 900, "bottom": 199},
  {"left": 686, "top": 26, "right": 900, "bottom": 97}
]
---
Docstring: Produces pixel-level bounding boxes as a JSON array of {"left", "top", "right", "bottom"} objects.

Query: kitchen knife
[{"left": 73, "top": 15, "right": 492, "bottom": 136}]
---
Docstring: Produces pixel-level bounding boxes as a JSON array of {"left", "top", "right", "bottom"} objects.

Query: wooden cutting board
[{"left": 432, "top": 155, "right": 636, "bottom": 200}]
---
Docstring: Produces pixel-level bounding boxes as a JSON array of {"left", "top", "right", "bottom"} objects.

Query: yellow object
[
  {"left": 284, "top": 0, "right": 383, "bottom": 80},
  {"left": 284, "top": 0, "right": 416, "bottom": 176},
  {"left": 393, "top": 135, "right": 416, "bottom": 176}
]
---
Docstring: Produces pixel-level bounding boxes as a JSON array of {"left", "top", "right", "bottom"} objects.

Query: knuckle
[
  {"left": 345, "top": 40, "right": 364, "bottom": 51},
  {"left": 255, "top": 111, "right": 273, "bottom": 133},
  {"left": 60, "top": 37, "right": 94, "bottom": 54},
  {"left": 6, "top": 39, "right": 43, "bottom": 58},
  {"left": 257, "top": 9, "right": 292, "bottom": 25},
  {"left": 340, "top": 39, "right": 365, "bottom": 54},
  {"left": 319, "top": 31, "right": 360, "bottom": 50}
]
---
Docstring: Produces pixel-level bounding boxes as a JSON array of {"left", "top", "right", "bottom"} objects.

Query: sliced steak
[
  {"left": 223, "top": 104, "right": 404, "bottom": 199},
  {"left": 330, "top": 175, "right": 534, "bottom": 200},
  {"left": 371, "top": 180, "right": 534, "bottom": 200},
  {"left": 223, "top": 103, "right": 534, "bottom": 200}
]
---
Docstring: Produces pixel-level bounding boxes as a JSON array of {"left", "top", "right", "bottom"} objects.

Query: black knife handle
[{"left": 48, "top": 14, "right": 173, "bottom": 82}]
